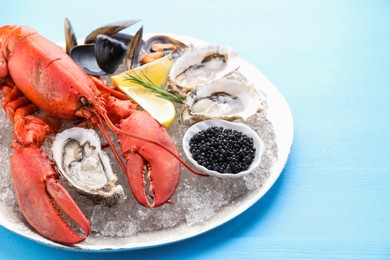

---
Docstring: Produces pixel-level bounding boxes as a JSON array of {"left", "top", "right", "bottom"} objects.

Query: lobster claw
[
  {"left": 118, "top": 110, "right": 181, "bottom": 208},
  {"left": 10, "top": 144, "right": 90, "bottom": 244}
]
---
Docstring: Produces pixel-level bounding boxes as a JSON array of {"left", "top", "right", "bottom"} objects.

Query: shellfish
[
  {"left": 65, "top": 19, "right": 143, "bottom": 75},
  {"left": 52, "top": 127, "right": 126, "bottom": 206},
  {"left": 182, "top": 78, "right": 264, "bottom": 123},
  {"left": 143, "top": 35, "right": 188, "bottom": 60},
  {"left": 169, "top": 44, "right": 240, "bottom": 93}
]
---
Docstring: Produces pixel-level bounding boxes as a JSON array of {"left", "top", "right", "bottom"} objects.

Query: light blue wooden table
[{"left": 1, "top": 0, "right": 389, "bottom": 259}]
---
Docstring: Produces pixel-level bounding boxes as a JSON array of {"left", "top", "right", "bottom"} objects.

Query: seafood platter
[{"left": 0, "top": 20, "right": 293, "bottom": 250}]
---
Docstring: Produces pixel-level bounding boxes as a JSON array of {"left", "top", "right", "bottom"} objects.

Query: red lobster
[{"left": 0, "top": 25, "right": 200, "bottom": 244}]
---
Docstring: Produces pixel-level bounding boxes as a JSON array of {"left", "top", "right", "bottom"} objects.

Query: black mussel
[
  {"left": 144, "top": 35, "right": 188, "bottom": 59},
  {"left": 70, "top": 35, "right": 127, "bottom": 75},
  {"left": 84, "top": 19, "right": 141, "bottom": 44},
  {"left": 70, "top": 44, "right": 108, "bottom": 76},
  {"left": 95, "top": 35, "right": 127, "bottom": 74},
  {"left": 126, "top": 26, "right": 144, "bottom": 69},
  {"left": 64, "top": 18, "right": 78, "bottom": 55},
  {"left": 110, "top": 33, "right": 134, "bottom": 45}
]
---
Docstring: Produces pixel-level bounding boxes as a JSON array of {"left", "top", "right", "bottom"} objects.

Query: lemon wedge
[
  {"left": 119, "top": 86, "right": 176, "bottom": 128},
  {"left": 111, "top": 55, "right": 176, "bottom": 128},
  {"left": 112, "top": 54, "right": 173, "bottom": 88}
]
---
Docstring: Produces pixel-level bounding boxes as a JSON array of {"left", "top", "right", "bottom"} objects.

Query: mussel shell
[
  {"left": 70, "top": 44, "right": 108, "bottom": 76},
  {"left": 70, "top": 35, "right": 128, "bottom": 75},
  {"left": 110, "top": 32, "right": 134, "bottom": 45},
  {"left": 144, "top": 35, "right": 188, "bottom": 58},
  {"left": 110, "top": 33, "right": 145, "bottom": 51},
  {"left": 84, "top": 19, "right": 141, "bottom": 44},
  {"left": 64, "top": 18, "right": 78, "bottom": 55},
  {"left": 95, "top": 35, "right": 127, "bottom": 74},
  {"left": 126, "top": 26, "right": 144, "bottom": 69}
]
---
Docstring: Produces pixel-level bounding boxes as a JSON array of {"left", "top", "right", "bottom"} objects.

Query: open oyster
[
  {"left": 169, "top": 44, "right": 240, "bottom": 94},
  {"left": 183, "top": 78, "right": 264, "bottom": 123},
  {"left": 52, "top": 127, "right": 125, "bottom": 206}
]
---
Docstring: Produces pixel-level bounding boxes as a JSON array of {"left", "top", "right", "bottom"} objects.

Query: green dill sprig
[{"left": 124, "top": 71, "right": 184, "bottom": 104}]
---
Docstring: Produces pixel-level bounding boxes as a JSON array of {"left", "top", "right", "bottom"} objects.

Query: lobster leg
[{"left": 2, "top": 85, "right": 90, "bottom": 244}]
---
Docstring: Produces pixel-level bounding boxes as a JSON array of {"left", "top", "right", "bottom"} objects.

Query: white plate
[{"left": 0, "top": 33, "right": 293, "bottom": 251}]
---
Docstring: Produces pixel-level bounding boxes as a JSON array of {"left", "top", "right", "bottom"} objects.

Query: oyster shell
[
  {"left": 169, "top": 44, "right": 240, "bottom": 93},
  {"left": 52, "top": 127, "right": 125, "bottom": 206},
  {"left": 183, "top": 78, "right": 264, "bottom": 123}
]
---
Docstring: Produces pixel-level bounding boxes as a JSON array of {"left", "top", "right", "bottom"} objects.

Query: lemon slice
[
  {"left": 120, "top": 86, "right": 176, "bottom": 128},
  {"left": 111, "top": 54, "right": 173, "bottom": 88},
  {"left": 111, "top": 55, "right": 175, "bottom": 127}
]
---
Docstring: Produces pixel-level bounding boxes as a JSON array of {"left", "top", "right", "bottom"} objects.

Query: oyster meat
[
  {"left": 52, "top": 127, "right": 125, "bottom": 206},
  {"left": 183, "top": 78, "right": 264, "bottom": 123},
  {"left": 169, "top": 44, "right": 240, "bottom": 93}
]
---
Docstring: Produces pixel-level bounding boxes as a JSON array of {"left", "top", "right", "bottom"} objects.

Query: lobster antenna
[
  {"left": 88, "top": 76, "right": 206, "bottom": 177},
  {"left": 100, "top": 113, "right": 207, "bottom": 177},
  {"left": 96, "top": 121, "right": 127, "bottom": 173}
]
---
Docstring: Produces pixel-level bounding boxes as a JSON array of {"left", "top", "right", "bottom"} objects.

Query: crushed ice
[{"left": 0, "top": 71, "right": 278, "bottom": 238}]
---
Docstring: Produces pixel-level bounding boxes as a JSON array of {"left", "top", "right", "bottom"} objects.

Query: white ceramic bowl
[{"left": 182, "top": 119, "right": 265, "bottom": 178}]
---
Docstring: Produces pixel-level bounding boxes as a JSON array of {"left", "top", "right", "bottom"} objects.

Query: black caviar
[{"left": 189, "top": 126, "right": 256, "bottom": 174}]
